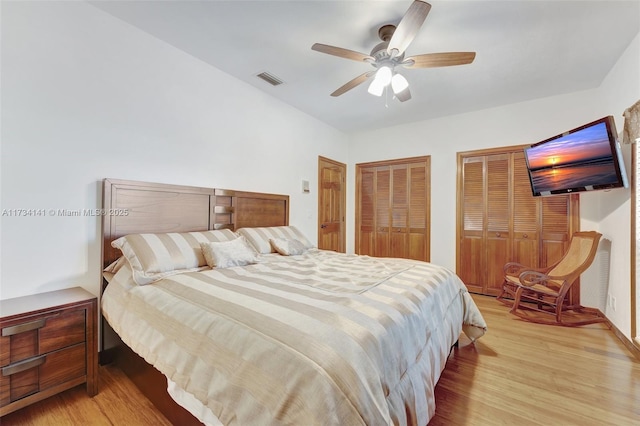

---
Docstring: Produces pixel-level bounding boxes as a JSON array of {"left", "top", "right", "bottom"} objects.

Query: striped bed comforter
[{"left": 102, "top": 249, "right": 487, "bottom": 426}]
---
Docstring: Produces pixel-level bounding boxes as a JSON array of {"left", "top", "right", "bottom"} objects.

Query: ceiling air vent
[{"left": 256, "top": 71, "right": 283, "bottom": 86}]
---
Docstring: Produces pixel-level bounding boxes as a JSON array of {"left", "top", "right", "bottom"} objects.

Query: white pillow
[
  {"left": 200, "top": 237, "right": 258, "bottom": 269},
  {"left": 269, "top": 238, "right": 308, "bottom": 256}
]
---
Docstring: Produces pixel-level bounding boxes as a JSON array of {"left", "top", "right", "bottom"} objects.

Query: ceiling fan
[{"left": 311, "top": 0, "right": 476, "bottom": 102}]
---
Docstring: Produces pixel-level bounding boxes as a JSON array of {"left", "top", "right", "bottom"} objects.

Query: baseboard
[{"left": 596, "top": 309, "right": 640, "bottom": 362}]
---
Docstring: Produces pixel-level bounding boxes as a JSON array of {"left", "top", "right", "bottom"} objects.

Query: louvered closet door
[
  {"left": 541, "top": 195, "right": 575, "bottom": 304},
  {"left": 375, "top": 168, "right": 391, "bottom": 257},
  {"left": 541, "top": 196, "right": 571, "bottom": 267},
  {"left": 457, "top": 148, "right": 579, "bottom": 298},
  {"left": 459, "top": 157, "right": 485, "bottom": 293},
  {"left": 390, "top": 166, "right": 409, "bottom": 258},
  {"left": 486, "top": 154, "right": 511, "bottom": 294},
  {"left": 356, "top": 157, "right": 430, "bottom": 262},
  {"left": 407, "top": 162, "right": 429, "bottom": 261},
  {"left": 358, "top": 169, "right": 375, "bottom": 256},
  {"left": 512, "top": 152, "right": 539, "bottom": 267}
]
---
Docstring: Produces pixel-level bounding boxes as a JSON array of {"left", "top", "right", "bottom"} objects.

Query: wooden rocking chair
[{"left": 496, "top": 231, "right": 606, "bottom": 326}]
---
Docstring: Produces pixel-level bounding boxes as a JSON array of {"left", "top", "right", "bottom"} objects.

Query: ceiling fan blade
[
  {"left": 402, "top": 52, "right": 476, "bottom": 69},
  {"left": 395, "top": 87, "right": 412, "bottom": 102},
  {"left": 312, "top": 43, "right": 374, "bottom": 63},
  {"left": 387, "top": 1, "right": 432, "bottom": 57},
  {"left": 330, "top": 72, "right": 374, "bottom": 97}
]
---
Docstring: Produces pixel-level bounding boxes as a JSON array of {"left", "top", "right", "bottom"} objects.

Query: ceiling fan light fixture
[
  {"left": 311, "top": 1, "right": 476, "bottom": 100},
  {"left": 374, "top": 66, "right": 393, "bottom": 86},
  {"left": 368, "top": 78, "right": 385, "bottom": 96},
  {"left": 391, "top": 73, "right": 409, "bottom": 94}
]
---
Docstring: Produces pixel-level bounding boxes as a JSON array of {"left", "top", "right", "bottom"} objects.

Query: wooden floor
[
  {"left": 2, "top": 295, "right": 639, "bottom": 425},
  {"left": 429, "top": 295, "right": 640, "bottom": 425},
  {"left": 0, "top": 363, "right": 171, "bottom": 426}
]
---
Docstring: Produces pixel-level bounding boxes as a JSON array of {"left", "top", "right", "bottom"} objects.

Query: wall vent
[{"left": 256, "top": 71, "right": 284, "bottom": 86}]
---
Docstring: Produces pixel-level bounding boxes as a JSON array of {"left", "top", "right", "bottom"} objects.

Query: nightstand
[{"left": 0, "top": 287, "right": 98, "bottom": 416}]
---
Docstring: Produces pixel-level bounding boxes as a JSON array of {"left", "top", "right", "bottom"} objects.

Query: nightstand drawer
[
  {"left": 0, "top": 309, "right": 86, "bottom": 367},
  {"left": 0, "top": 343, "right": 86, "bottom": 406},
  {"left": 0, "top": 287, "right": 97, "bottom": 416}
]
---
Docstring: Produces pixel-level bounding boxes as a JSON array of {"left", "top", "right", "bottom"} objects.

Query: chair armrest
[
  {"left": 503, "top": 262, "right": 528, "bottom": 275},
  {"left": 505, "top": 262, "right": 549, "bottom": 276},
  {"left": 517, "top": 270, "right": 568, "bottom": 289},
  {"left": 517, "top": 270, "right": 551, "bottom": 287}
]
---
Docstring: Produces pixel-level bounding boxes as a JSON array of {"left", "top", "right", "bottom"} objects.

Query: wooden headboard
[{"left": 102, "top": 178, "right": 289, "bottom": 269}]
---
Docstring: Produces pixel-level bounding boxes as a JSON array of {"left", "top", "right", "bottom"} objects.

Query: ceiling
[{"left": 90, "top": 1, "right": 640, "bottom": 133}]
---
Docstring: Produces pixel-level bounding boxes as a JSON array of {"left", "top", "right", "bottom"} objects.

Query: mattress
[{"left": 102, "top": 249, "right": 486, "bottom": 425}]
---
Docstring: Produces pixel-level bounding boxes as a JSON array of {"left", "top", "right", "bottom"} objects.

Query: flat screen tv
[{"left": 523, "top": 116, "right": 629, "bottom": 197}]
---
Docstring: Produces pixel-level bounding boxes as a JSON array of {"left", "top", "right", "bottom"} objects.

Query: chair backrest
[{"left": 548, "top": 231, "right": 602, "bottom": 281}]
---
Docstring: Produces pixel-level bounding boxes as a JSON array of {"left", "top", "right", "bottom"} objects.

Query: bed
[{"left": 100, "top": 178, "right": 487, "bottom": 426}]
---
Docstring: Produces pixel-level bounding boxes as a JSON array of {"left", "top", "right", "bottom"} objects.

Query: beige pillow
[
  {"left": 269, "top": 238, "right": 308, "bottom": 256},
  {"left": 111, "top": 229, "right": 238, "bottom": 285},
  {"left": 103, "top": 256, "right": 127, "bottom": 283},
  {"left": 236, "top": 226, "right": 313, "bottom": 254},
  {"left": 200, "top": 237, "right": 258, "bottom": 269}
]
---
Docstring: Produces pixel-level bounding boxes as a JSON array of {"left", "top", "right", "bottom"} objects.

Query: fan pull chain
[{"left": 385, "top": 85, "right": 390, "bottom": 108}]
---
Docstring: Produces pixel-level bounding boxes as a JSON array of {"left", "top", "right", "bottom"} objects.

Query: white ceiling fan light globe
[
  {"left": 368, "top": 78, "right": 385, "bottom": 96},
  {"left": 391, "top": 73, "right": 409, "bottom": 94},
  {"left": 375, "top": 66, "right": 393, "bottom": 86}
]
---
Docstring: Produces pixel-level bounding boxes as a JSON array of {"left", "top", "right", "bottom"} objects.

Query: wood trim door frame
[{"left": 632, "top": 142, "right": 639, "bottom": 350}]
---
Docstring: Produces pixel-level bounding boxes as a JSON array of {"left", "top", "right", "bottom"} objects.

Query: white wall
[
  {"left": 0, "top": 1, "right": 349, "bottom": 301},
  {"left": 348, "top": 89, "right": 603, "bottom": 267},
  {"left": 588, "top": 32, "right": 640, "bottom": 335},
  {"left": 348, "top": 30, "right": 640, "bottom": 338}
]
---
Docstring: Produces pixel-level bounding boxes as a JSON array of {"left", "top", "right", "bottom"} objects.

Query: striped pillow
[
  {"left": 112, "top": 229, "right": 238, "bottom": 285},
  {"left": 236, "top": 226, "right": 313, "bottom": 254}
]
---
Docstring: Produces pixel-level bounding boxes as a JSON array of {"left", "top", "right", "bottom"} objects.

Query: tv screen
[{"left": 524, "top": 116, "right": 628, "bottom": 196}]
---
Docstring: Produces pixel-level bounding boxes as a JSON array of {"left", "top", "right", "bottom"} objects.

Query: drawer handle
[
  {"left": 2, "top": 355, "right": 45, "bottom": 376},
  {"left": 2, "top": 318, "right": 46, "bottom": 337}
]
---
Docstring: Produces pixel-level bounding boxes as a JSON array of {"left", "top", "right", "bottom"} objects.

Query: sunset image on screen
[
  {"left": 525, "top": 122, "right": 618, "bottom": 194},
  {"left": 526, "top": 123, "right": 611, "bottom": 170}
]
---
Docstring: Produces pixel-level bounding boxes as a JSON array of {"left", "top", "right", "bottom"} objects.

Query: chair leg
[
  {"left": 555, "top": 298, "right": 563, "bottom": 324},
  {"left": 496, "top": 285, "right": 504, "bottom": 301},
  {"left": 510, "top": 286, "right": 524, "bottom": 315},
  {"left": 497, "top": 280, "right": 516, "bottom": 307},
  {"left": 496, "top": 280, "right": 507, "bottom": 301}
]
